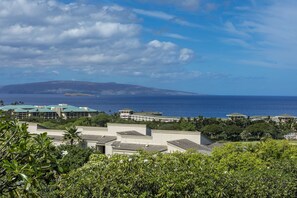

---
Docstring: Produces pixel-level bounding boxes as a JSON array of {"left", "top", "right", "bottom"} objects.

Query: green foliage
[
  {"left": 241, "top": 123, "right": 278, "bottom": 141},
  {"left": 58, "top": 140, "right": 297, "bottom": 197},
  {"left": 0, "top": 115, "right": 59, "bottom": 196},
  {"left": 55, "top": 145, "right": 98, "bottom": 173},
  {"left": 201, "top": 124, "right": 224, "bottom": 139},
  {"left": 63, "top": 126, "right": 81, "bottom": 145}
]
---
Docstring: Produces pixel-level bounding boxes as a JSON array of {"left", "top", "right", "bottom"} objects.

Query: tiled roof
[
  {"left": 167, "top": 139, "right": 212, "bottom": 154},
  {"left": 112, "top": 141, "right": 167, "bottom": 152},
  {"left": 81, "top": 135, "right": 117, "bottom": 144},
  {"left": 117, "top": 130, "right": 145, "bottom": 136},
  {"left": 0, "top": 104, "right": 98, "bottom": 113}
]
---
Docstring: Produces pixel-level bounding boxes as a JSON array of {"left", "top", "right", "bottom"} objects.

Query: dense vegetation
[
  {"left": 1, "top": 116, "right": 297, "bottom": 197},
  {"left": 23, "top": 113, "right": 297, "bottom": 142},
  {"left": 59, "top": 141, "right": 297, "bottom": 197},
  {"left": 0, "top": 115, "right": 96, "bottom": 197}
]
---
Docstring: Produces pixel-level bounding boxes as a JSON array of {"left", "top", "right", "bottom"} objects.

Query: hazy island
[{"left": 0, "top": 81, "right": 199, "bottom": 96}]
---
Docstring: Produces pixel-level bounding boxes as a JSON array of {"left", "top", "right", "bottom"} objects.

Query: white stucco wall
[
  {"left": 167, "top": 144, "right": 185, "bottom": 153},
  {"left": 151, "top": 130, "right": 201, "bottom": 144},
  {"left": 119, "top": 135, "right": 153, "bottom": 144},
  {"left": 77, "top": 126, "right": 108, "bottom": 135}
]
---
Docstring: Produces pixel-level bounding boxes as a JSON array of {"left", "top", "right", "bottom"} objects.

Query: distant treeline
[{"left": 22, "top": 113, "right": 297, "bottom": 142}]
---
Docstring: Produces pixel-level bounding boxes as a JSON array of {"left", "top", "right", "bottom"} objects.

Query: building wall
[
  {"left": 151, "top": 130, "right": 201, "bottom": 145},
  {"left": 201, "top": 135, "right": 212, "bottom": 145},
  {"left": 77, "top": 126, "right": 108, "bottom": 135},
  {"left": 26, "top": 122, "right": 211, "bottom": 155},
  {"left": 119, "top": 135, "right": 153, "bottom": 144},
  {"left": 112, "top": 149, "right": 137, "bottom": 155},
  {"left": 167, "top": 144, "right": 185, "bottom": 153}
]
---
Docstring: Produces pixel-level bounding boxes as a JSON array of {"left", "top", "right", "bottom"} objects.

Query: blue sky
[{"left": 0, "top": 0, "right": 296, "bottom": 95}]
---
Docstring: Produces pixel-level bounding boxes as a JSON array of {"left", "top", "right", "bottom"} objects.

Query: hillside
[{"left": 0, "top": 81, "right": 197, "bottom": 96}]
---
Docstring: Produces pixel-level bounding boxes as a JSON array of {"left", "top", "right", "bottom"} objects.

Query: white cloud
[
  {"left": 135, "top": 0, "right": 201, "bottom": 11},
  {"left": 133, "top": 9, "right": 201, "bottom": 28},
  {"left": 223, "top": 0, "right": 297, "bottom": 69},
  {"left": 0, "top": 0, "right": 195, "bottom": 76}
]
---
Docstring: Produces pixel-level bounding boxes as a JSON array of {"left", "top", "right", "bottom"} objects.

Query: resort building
[
  {"left": 273, "top": 114, "right": 297, "bottom": 123},
  {"left": 226, "top": 113, "right": 248, "bottom": 120},
  {"left": 284, "top": 133, "right": 297, "bottom": 140},
  {"left": 0, "top": 104, "right": 98, "bottom": 119},
  {"left": 119, "top": 109, "right": 180, "bottom": 122},
  {"left": 27, "top": 122, "right": 215, "bottom": 155}
]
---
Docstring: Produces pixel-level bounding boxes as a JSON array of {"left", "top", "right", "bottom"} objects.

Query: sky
[{"left": 0, "top": 0, "right": 296, "bottom": 96}]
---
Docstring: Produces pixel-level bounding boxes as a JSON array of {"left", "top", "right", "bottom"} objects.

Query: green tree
[
  {"left": 0, "top": 115, "right": 59, "bottom": 196},
  {"left": 201, "top": 124, "right": 224, "bottom": 139},
  {"left": 222, "top": 125, "right": 243, "bottom": 141},
  {"left": 63, "top": 126, "right": 81, "bottom": 145},
  {"left": 241, "top": 123, "right": 277, "bottom": 141},
  {"left": 55, "top": 145, "right": 97, "bottom": 173},
  {"left": 58, "top": 140, "right": 297, "bottom": 197}
]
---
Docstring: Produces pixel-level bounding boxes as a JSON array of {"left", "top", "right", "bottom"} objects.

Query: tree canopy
[{"left": 0, "top": 115, "right": 59, "bottom": 196}]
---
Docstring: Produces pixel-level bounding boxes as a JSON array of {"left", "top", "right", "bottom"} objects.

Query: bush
[{"left": 58, "top": 140, "right": 297, "bottom": 197}]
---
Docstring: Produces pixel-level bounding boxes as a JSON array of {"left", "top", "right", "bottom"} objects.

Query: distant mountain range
[{"left": 0, "top": 81, "right": 198, "bottom": 96}]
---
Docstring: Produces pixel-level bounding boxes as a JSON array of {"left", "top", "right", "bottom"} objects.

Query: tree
[
  {"left": 58, "top": 141, "right": 297, "bottom": 197},
  {"left": 241, "top": 123, "right": 277, "bottom": 141},
  {"left": 0, "top": 115, "right": 59, "bottom": 196},
  {"left": 63, "top": 126, "right": 81, "bottom": 145},
  {"left": 0, "top": 100, "right": 4, "bottom": 106},
  {"left": 54, "top": 145, "right": 97, "bottom": 173},
  {"left": 222, "top": 125, "right": 243, "bottom": 141},
  {"left": 201, "top": 124, "right": 224, "bottom": 139}
]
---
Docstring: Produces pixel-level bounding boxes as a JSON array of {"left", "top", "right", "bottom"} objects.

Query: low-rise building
[
  {"left": 0, "top": 104, "right": 98, "bottom": 119},
  {"left": 273, "top": 114, "right": 296, "bottom": 123},
  {"left": 27, "top": 122, "right": 217, "bottom": 155},
  {"left": 226, "top": 113, "right": 248, "bottom": 120},
  {"left": 284, "top": 133, "right": 297, "bottom": 140},
  {"left": 119, "top": 109, "right": 180, "bottom": 122}
]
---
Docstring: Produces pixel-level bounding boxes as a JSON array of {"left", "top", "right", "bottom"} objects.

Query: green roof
[{"left": 0, "top": 104, "right": 98, "bottom": 113}]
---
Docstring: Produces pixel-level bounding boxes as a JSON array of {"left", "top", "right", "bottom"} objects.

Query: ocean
[{"left": 0, "top": 94, "right": 297, "bottom": 118}]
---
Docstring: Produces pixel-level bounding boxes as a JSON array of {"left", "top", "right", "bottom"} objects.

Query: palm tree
[{"left": 63, "top": 126, "right": 81, "bottom": 145}]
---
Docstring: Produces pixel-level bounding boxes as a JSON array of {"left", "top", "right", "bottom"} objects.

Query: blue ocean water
[{"left": 0, "top": 94, "right": 297, "bottom": 118}]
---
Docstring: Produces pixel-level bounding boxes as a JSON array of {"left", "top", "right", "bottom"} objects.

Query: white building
[
  {"left": 119, "top": 109, "right": 180, "bottom": 122},
  {"left": 27, "top": 123, "right": 217, "bottom": 155}
]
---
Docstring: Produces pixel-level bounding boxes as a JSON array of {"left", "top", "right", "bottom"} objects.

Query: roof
[
  {"left": 112, "top": 141, "right": 167, "bottom": 152},
  {"left": 0, "top": 104, "right": 98, "bottom": 113},
  {"left": 28, "top": 108, "right": 55, "bottom": 113},
  {"left": 133, "top": 112, "right": 162, "bottom": 116},
  {"left": 167, "top": 139, "right": 212, "bottom": 153},
  {"left": 207, "top": 142, "right": 224, "bottom": 149},
  {"left": 117, "top": 130, "right": 145, "bottom": 136},
  {"left": 277, "top": 114, "right": 296, "bottom": 118},
  {"left": 81, "top": 135, "right": 117, "bottom": 144}
]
